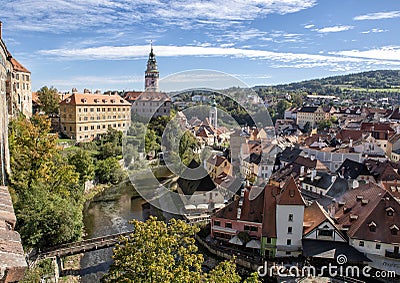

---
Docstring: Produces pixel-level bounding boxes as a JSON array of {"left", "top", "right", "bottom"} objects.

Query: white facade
[
  {"left": 275, "top": 204, "right": 304, "bottom": 257},
  {"left": 304, "top": 220, "right": 346, "bottom": 242}
]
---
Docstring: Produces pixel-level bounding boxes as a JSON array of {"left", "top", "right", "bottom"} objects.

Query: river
[{"left": 80, "top": 180, "right": 148, "bottom": 282}]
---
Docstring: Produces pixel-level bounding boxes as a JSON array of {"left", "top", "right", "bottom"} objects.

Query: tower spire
[{"left": 145, "top": 41, "right": 159, "bottom": 92}]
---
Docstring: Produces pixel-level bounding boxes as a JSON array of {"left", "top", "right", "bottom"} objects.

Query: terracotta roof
[
  {"left": 387, "top": 107, "right": 400, "bottom": 120},
  {"left": 361, "top": 122, "right": 395, "bottom": 133},
  {"left": 382, "top": 181, "right": 400, "bottom": 200},
  {"left": 124, "top": 91, "right": 170, "bottom": 102},
  {"left": 60, "top": 93, "right": 130, "bottom": 106},
  {"left": 277, "top": 176, "right": 305, "bottom": 206},
  {"left": 213, "top": 187, "right": 264, "bottom": 223},
  {"left": 331, "top": 183, "right": 400, "bottom": 244},
  {"left": 9, "top": 57, "right": 30, "bottom": 73},
  {"left": 123, "top": 91, "right": 142, "bottom": 101},
  {"left": 31, "top": 91, "right": 39, "bottom": 103},
  {"left": 262, "top": 184, "right": 279, "bottom": 238},
  {"left": 336, "top": 129, "right": 363, "bottom": 143},
  {"left": 207, "top": 155, "right": 228, "bottom": 167},
  {"left": 371, "top": 162, "right": 400, "bottom": 182},
  {"left": 303, "top": 201, "right": 335, "bottom": 236}
]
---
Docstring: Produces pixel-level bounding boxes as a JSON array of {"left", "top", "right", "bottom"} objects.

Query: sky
[{"left": 1, "top": 0, "right": 400, "bottom": 92}]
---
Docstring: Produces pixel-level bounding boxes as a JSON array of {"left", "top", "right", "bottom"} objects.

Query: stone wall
[
  {"left": 0, "top": 186, "right": 27, "bottom": 282},
  {"left": 0, "top": 38, "right": 10, "bottom": 186}
]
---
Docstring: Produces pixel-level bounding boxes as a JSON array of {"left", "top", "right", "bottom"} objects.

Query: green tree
[
  {"left": 37, "top": 86, "right": 60, "bottom": 115},
  {"left": 96, "top": 157, "right": 125, "bottom": 184},
  {"left": 179, "top": 130, "right": 200, "bottom": 166},
  {"left": 317, "top": 119, "right": 332, "bottom": 132},
  {"left": 9, "top": 115, "right": 84, "bottom": 249},
  {"left": 207, "top": 259, "right": 241, "bottom": 283},
  {"left": 102, "top": 217, "right": 242, "bottom": 283},
  {"left": 68, "top": 148, "right": 95, "bottom": 183},
  {"left": 98, "top": 142, "right": 122, "bottom": 160},
  {"left": 145, "top": 128, "right": 160, "bottom": 155},
  {"left": 276, "top": 99, "right": 292, "bottom": 119},
  {"left": 244, "top": 272, "right": 262, "bottom": 283}
]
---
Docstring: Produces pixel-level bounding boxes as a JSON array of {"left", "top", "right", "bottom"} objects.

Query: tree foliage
[
  {"left": 95, "top": 157, "right": 125, "bottom": 184},
  {"left": 68, "top": 148, "right": 95, "bottom": 183},
  {"left": 102, "top": 217, "right": 246, "bottom": 283},
  {"left": 37, "top": 86, "right": 60, "bottom": 115},
  {"left": 9, "top": 115, "right": 84, "bottom": 249}
]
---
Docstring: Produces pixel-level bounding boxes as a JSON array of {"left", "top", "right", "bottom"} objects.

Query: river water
[{"left": 80, "top": 180, "right": 147, "bottom": 282}]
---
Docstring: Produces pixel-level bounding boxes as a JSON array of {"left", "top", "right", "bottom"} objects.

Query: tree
[
  {"left": 244, "top": 272, "right": 262, "bottom": 283},
  {"left": 179, "top": 130, "right": 200, "bottom": 166},
  {"left": 37, "top": 86, "right": 60, "bottom": 115},
  {"left": 317, "top": 119, "right": 332, "bottom": 132},
  {"left": 68, "top": 149, "right": 95, "bottom": 183},
  {"left": 8, "top": 115, "right": 84, "bottom": 249},
  {"left": 276, "top": 99, "right": 292, "bottom": 119},
  {"left": 102, "top": 217, "right": 242, "bottom": 283},
  {"left": 96, "top": 157, "right": 125, "bottom": 184}
]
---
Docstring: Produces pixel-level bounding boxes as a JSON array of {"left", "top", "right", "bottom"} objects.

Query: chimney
[
  {"left": 300, "top": 166, "right": 305, "bottom": 176},
  {"left": 310, "top": 154, "right": 315, "bottom": 161},
  {"left": 311, "top": 169, "right": 317, "bottom": 182}
]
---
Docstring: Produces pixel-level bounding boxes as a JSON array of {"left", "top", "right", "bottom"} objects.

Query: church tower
[
  {"left": 144, "top": 43, "right": 159, "bottom": 92},
  {"left": 209, "top": 95, "right": 217, "bottom": 129}
]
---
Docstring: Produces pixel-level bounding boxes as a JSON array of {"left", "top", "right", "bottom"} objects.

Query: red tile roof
[
  {"left": 303, "top": 201, "right": 332, "bottom": 236},
  {"left": 331, "top": 183, "right": 400, "bottom": 244},
  {"left": 124, "top": 91, "right": 170, "bottom": 102},
  {"left": 336, "top": 129, "right": 363, "bottom": 143},
  {"left": 262, "top": 184, "right": 279, "bottom": 238},
  {"left": 60, "top": 93, "right": 130, "bottom": 106},
  {"left": 9, "top": 57, "right": 30, "bottom": 73},
  {"left": 277, "top": 176, "right": 305, "bottom": 206}
]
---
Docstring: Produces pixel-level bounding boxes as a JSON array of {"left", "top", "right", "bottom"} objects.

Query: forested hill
[{"left": 255, "top": 70, "right": 400, "bottom": 95}]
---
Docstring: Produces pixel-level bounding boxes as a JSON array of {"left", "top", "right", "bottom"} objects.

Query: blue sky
[{"left": 1, "top": 0, "right": 400, "bottom": 92}]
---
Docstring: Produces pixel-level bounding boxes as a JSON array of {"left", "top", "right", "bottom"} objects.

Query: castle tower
[
  {"left": 209, "top": 95, "right": 217, "bottom": 129},
  {"left": 144, "top": 43, "right": 159, "bottom": 92}
]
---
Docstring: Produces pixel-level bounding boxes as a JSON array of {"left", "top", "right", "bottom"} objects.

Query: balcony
[{"left": 385, "top": 250, "right": 400, "bottom": 260}]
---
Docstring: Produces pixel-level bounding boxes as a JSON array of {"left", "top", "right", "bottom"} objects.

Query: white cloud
[
  {"left": 38, "top": 44, "right": 400, "bottom": 74},
  {"left": 315, "top": 25, "right": 354, "bottom": 33},
  {"left": 354, "top": 11, "right": 400, "bottom": 21},
  {"left": 331, "top": 46, "right": 400, "bottom": 61},
  {"left": 0, "top": 0, "right": 317, "bottom": 32},
  {"left": 361, "top": 28, "right": 387, "bottom": 34},
  {"left": 304, "top": 24, "right": 315, "bottom": 29}
]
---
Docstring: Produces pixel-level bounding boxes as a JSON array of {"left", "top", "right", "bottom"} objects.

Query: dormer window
[
  {"left": 361, "top": 199, "right": 369, "bottom": 205},
  {"left": 390, "top": 225, "right": 399, "bottom": 235},
  {"left": 111, "top": 99, "right": 116, "bottom": 103},
  {"left": 386, "top": 207, "right": 394, "bottom": 216},
  {"left": 81, "top": 98, "right": 87, "bottom": 103},
  {"left": 338, "top": 201, "right": 345, "bottom": 207},
  {"left": 369, "top": 221, "right": 377, "bottom": 232},
  {"left": 94, "top": 98, "right": 99, "bottom": 103},
  {"left": 356, "top": 195, "right": 363, "bottom": 201},
  {"left": 102, "top": 99, "right": 107, "bottom": 103},
  {"left": 120, "top": 99, "right": 124, "bottom": 103},
  {"left": 66, "top": 98, "right": 71, "bottom": 103}
]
